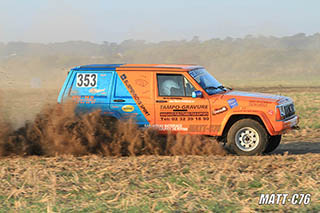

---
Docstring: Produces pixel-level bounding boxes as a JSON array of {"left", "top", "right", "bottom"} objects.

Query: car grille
[{"left": 284, "top": 103, "right": 295, "bottom": 118}]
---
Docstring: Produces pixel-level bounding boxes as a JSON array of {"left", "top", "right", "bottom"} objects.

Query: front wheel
[{"left": 226, "top": 119, "right": 268, "bottom": 156}]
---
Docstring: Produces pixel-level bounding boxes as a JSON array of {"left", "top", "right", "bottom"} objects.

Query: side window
[
  {"left": 114, "top": 75, "right": 131, "bottom": 98},
  {"left": 70, "top": 72, "right": 112, "bottom": 96},
  {"left": 157, "top": 74, "right": 196, "bottom": 97}
]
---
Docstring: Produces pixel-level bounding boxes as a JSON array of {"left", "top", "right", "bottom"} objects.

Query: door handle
[{"left": 114, "top": 99, "right": 125, "bottom": 102}]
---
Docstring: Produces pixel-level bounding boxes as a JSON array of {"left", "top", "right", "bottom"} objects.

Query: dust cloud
[{"left": 0, "top": 102, "right": 226, "bottom": 157}]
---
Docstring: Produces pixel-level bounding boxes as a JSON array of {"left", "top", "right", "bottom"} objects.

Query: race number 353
[
  {"left": 76, "top": 73, "right": 97, "bottom": 87},
  {"left": 259, "top": 193, "right": 311, "bottom": 205}
]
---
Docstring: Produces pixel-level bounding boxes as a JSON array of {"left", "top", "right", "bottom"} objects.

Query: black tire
[
  {"left": 226, "top": 119, "right": 268, "bottom": 156},
  {"left": 264, "top": 135, "right": 281, "bottom": 153}
]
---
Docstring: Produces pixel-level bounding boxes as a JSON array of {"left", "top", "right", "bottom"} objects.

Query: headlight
[
  {"left": 276, "top": 99, "right": 295, "bottom": 121},
  {"left": 279, "top": 106, "right": 286, "bottom": 117},
  {"left": 276, "top": 105, "right": 286, "bottom": 120}
]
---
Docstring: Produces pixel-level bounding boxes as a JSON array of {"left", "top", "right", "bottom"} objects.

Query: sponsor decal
[
  {"left": 72, "top": 95, "right": 96, "bottom": 104},
  {"left": 160, "top": 112, "right": 209, "bottom": 117},
  {"left": 120, "top": 74, "right": 127, "bottom": 80},
  {"left": 122, "top": 105, "right": 135, "bottom": 112},
  {"left": 121, "top": 74, "right": 150, "bottom": 116},
  {"left": 159, "top": 104, "right": 209, "bottom": 121},
  {"left": 160, "top": 116, "right": 209, "bottom": 122},
  {"left": 145, "top": 124, "right": 188, "bottom": 131},
  {"left": 268, "top": 110, "right": 274, "bottom": 115},
  {"left": 213, "top": 106, "right": 228, "bottom": 115},
  {"left": 227, "top": 98, "right": 238, "bottom": 109},
  {"left": 145, "top": 124, "right": 220, "bottom": 133},
  {"left": 76, "top": 73, "right": 97, "bottom": 87},
  {"left": 249, "top": 101, "right": 269, "bottom": 107},
  {"left": 89, "top": 88, "right": 105, "bottom": 94},
  {"left": 160, "top": 104, "right": 208, "bottom": 110},
  {"left": 188, "top": 124, "right": 221, "bottom": 133},
  {"left": 135, "top": 79, "right": 148, "bottom": 87}
]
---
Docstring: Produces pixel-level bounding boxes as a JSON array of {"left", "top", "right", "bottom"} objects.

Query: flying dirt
[{"left": 0, "top": 102, "right": 226, "bottom": 157}]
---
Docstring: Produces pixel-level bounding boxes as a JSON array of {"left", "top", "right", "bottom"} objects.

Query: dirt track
[{"left": 274, "top": 140, "right": 320, "bottom": 155}]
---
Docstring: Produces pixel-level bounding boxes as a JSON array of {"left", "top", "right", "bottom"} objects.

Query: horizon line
[{"left": 1, "top": 32, "right": 319, "bottom": 45}]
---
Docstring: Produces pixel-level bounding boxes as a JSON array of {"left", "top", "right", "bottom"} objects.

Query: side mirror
[{"left": 192, "top": 90, "right": 203, "bottom": 98}]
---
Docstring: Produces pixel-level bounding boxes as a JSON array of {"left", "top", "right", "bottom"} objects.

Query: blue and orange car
[{"left": 58, "top": 64, "right": 299, "bottom": 155}]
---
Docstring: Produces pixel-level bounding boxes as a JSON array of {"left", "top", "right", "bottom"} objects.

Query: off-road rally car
[{"left": 58, "top": 64, "right": 299, "bottom": 155}]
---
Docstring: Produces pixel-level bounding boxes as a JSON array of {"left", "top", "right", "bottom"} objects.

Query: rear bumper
[{"left": 272, "top": 115, "right": 299, "bottom": 135}]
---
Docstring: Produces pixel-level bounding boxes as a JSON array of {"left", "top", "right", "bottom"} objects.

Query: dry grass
[{"left": 0, "top": 154, "right": 319, "bottom": 212}]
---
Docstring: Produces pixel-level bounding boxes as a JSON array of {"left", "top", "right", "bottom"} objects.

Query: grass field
[
  {"left": 0, "top": 87, "right": 319, "bottom": 212},
  {"left": 0, "top": 154, "right": 319, "bottom": 212}
]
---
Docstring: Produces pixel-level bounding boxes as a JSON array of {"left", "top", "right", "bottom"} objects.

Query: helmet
[{"left": 161, "top": 79, "right": 180, "bottom": 96}]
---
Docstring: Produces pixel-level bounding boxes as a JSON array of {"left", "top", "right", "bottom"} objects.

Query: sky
[{"left": 0, "top": 0, "right": 320, "bottom": 43}]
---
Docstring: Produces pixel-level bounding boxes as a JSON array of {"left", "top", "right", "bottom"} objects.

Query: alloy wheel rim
[{"left": 235, "top": 127, "right": 260, "bottom": 152}]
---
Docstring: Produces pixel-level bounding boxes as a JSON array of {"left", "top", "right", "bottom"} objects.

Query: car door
[
  {"left": 68, "top": 71, "right": 113, "bottom": 113},
  {"left": 110, "top": 71, "right": 154, "bottom": 127},
  {"left": 154, "top": 72, "right": 211, "bottom": 134}
]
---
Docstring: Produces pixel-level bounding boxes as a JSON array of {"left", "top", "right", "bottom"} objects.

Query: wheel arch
[{"left": 219, "top": 112, "right": 274, "bottom": 138}]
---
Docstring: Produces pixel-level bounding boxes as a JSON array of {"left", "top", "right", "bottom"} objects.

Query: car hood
[{"left": 221, "top": 90, "right": 286, "bottom": 102}]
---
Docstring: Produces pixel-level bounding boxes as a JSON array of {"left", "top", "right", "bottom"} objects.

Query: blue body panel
[
  {"left": 57, "top": 64, "right": 149, "bottom": 126},
  {"left": 109, "top": 74, "right": 148, "bottom": 126}
]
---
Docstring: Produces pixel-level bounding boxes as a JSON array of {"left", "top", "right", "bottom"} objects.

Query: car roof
[{"left": 71, "top": 64, "right": 203, "bottom": 71}]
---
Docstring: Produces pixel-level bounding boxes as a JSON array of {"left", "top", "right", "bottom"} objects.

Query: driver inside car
[{"left": 161, "top": 79, "right": 184, "bottom": 96}]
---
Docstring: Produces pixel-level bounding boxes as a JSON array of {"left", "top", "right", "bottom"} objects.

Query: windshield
[{"left": 188, "top": 69, "right": 224, "bottom": 95}]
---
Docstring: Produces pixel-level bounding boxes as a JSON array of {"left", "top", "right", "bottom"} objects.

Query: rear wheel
[
  {"left": 264, "top": 135, "right": 281, "bottom": 153},
  {"left": 226, "top": 119, "right": 268, "bottom": 156}
]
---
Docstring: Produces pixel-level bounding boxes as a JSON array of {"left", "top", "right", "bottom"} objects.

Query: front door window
[{"left": 157, "top": 74, "right": 196, "bottom": 97}]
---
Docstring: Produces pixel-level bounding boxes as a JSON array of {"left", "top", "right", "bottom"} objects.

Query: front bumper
[{"left": 273, "top": 115, "right": 299, "bottom": 135}]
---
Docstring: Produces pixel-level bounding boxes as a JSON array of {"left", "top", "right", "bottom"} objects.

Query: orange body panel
[{"left": 115, "top": 64, "right": 298, "bottom": 136}]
